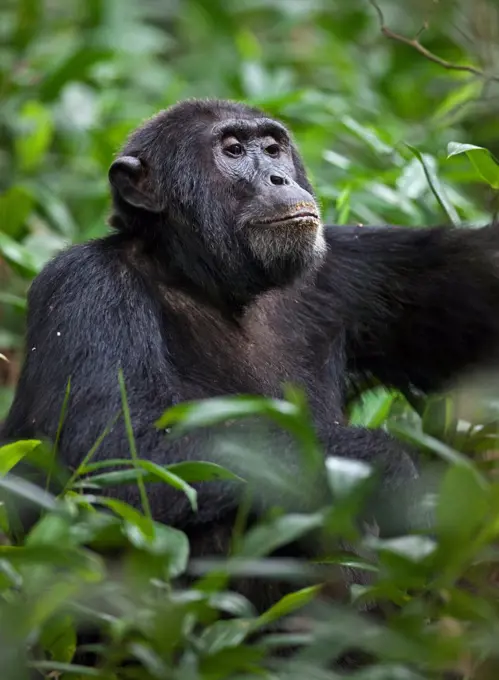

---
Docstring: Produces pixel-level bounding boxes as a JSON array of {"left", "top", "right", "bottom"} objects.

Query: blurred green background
[{"left": 1, "top": 0, "right": 499, "bottom": 413}]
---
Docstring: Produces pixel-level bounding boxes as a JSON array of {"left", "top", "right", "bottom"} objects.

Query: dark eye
[
  {"left": 265, "top": 144, "right": 280, "bottom": 157},
  {"left": 224, "top": 143, "right": 244, "bottom": 157}
]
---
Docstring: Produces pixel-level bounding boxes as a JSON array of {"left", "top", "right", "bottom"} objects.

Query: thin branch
[
  {"left": 414, "top": 21, "right": 429, "bottom": 40},
  {"left": 368, "top": 0, "right": 499, "bottom": 83}
]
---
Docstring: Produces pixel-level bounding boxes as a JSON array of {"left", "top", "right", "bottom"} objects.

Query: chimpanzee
[{"left": 3, "top": 98, "right": 499, "bottom": 612}]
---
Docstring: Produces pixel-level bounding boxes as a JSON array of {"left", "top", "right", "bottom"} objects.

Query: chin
[{"left": 248, "top": 221, "right": 326, "bottom": 285}]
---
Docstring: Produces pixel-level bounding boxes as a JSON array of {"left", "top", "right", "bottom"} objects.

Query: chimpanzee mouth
[{"left": 253, "top": 211, "right": 320, "bottom": 227}]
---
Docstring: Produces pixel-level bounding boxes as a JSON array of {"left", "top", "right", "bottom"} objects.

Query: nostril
[{"left": 270, "top": 174, "right": 286, "bottom": 186}]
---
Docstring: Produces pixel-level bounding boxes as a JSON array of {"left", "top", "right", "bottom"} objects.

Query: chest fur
[{"left": 161, "top": 292, "right": 346, "bottom": 424}]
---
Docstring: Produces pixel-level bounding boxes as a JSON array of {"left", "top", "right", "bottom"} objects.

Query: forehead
[{"left": 210, "top": 117, "right": 289, "bottom": 141}]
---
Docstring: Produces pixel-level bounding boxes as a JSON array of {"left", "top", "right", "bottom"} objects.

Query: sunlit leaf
[
  {"left": 0, "top": 440, "right": 40, "bottom": 476},
  {"left": 433, "top": 81, "right": 481, "bottom": 122},
  {"left": 349, "top": 387, "right": 396, "bottom": 428},
  {"left": 447, "top": 142, "right": 499, "bottom": 189},
  {"left": 254, "top": 585, "right": 321, "bottom": 629}
]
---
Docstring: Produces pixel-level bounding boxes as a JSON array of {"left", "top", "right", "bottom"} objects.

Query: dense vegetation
[{"left": 2, "top": 0, "right": 499, "bottom": 677}]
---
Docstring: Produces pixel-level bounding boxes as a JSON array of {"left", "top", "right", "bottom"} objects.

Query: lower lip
[{"left": 254, "top": 215, "right": 320, "bottom": 228}]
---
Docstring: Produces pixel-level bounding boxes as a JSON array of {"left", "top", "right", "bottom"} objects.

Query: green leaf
[
  {"left": 254, "top": 585, "right": 321, "bottom": 629},
  {"left": 422, "top": 395, "right": 457, "bottom": 441},
  {"left": 40, "top": 47, "right": 112, "bottom": 101},
  {"left": 29, "top": 660, "right": 114, "bottom": 677},
  {"left": 123, "top": 459, "right": 198, "bottom": 511},
  {"left": 388, "top": 422, "right": 472, "bottom": 468},
  {"left": 74, "top": 468, "right": 148, "bottom": 488},
  {"left": 0, "top": 232, "right": 39, "bottom": 276},
  {"left": 341, "top": 115, "right": 394, "bottom": 155},
  {"left": 0, "top": 292, "right": 27, "bottom": 311},
  {"left": 157, "top": 391, "right": 322, "bottom": 474},
  {"left": 78, "top": 458, "right": 243, "bottom": 485},
  {"left": 236, "top": 29, "right": 263, "bottom": 60},
  {"left": 325, "top": 456, "right": 373, "bottom": 501},
  {"left": 77, "top": 459, "right": 203, "bottom": 511},
  {"left": 0, "top": 186, "right": 33, "bottom": 237},
  {"left": 30, "top": 184, "right": 78, "bottom": 237},
  {"left": 368, "top": 535, "right": 437, "bottom": 563},
  {"left": 155, "top": 394, "right": 297, "bottom": 431},
  {"left": 336, "top": 185, "right": 351, "bottom": 224},
  {"left": 118, "top": 369, "right": 152, "bottom": 525},
  {"left": 238, "top": 513, "right": 324, "bottom": 558},
  {"left": 404, "top": 144, "right": 460, "bottom": 226},
  {"left": 167, "top": 461, "right": 244, "bottom": 483},
  {"left": 208, "top": 591, "right": 257, "bottom": 619},
  {"left": 447, "top": 142, "right": 499, "bottom": 189},
  {"left": 26, "top": 513, "right": 71, "bottom": 548},
  {"left": 433, "top": 81, "right": 482, "bottom": 124},
  {"left": 15, "top": 101, "right": 54, "bottom": 172},
  {"left": 0, "top": 440, "right": 41, "bottom": 476},
  {"left": 14, "top": 0, "right": 42, "bottom": 50},
  {"left": 198, "top": 619, "right": 253, "bottom": 656},
  {"left": 0, "top": 545, "right": 103, "bottom": 579},
  {"left": 39, "top": 614, "right": 76, "bottom": 664},
  {"left": 124, "top": 522, "right": 189, "bottom": 576},
  {"left": 76, "top": 495, "right": 153, "bottom": 539},
  {"left": 0, "top": 474, "right": 58, "bottom": 511},
  {"left": 349, "top": 387, "right": 396, "bottom": 428},
  {"left": 437, "top": 463, "right": 489, "bottom": 540}
]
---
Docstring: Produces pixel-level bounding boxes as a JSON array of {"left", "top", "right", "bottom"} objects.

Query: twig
[{"left": 368, "top": 0, "right": 499, "bottom": 83}]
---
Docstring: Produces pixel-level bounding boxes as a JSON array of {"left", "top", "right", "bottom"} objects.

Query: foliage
[
  {"left": 3, "top": 386, "right": 499, "bottom": 678},
  {"left": 2, "top": 0, "right": 499, "bottom": 677}
]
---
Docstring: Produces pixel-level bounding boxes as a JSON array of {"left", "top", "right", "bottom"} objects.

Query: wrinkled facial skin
[{"left": 211, "top": 117, "right": 325, "bottom": 266}]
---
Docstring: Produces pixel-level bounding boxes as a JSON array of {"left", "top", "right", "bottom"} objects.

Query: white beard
[{"left": 247, "top": 219, "right": 326, "bottom": 270}]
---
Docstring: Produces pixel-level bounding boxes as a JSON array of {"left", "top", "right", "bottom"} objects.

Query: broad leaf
[
  {"left": 447, "top": 142, "right": 499, "bottom": 189},
  {"left": 0, "top": 440, "right": 41, "bottom": 476}
]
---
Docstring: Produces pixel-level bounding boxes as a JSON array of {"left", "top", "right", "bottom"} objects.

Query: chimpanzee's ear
[{"left": 108, "top": 156, "right": 162, "bottom": 212}]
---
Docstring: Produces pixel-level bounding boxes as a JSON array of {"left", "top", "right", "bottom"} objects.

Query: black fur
[{"left": 3, "top": 99, "right": 499, "bottom": 655}]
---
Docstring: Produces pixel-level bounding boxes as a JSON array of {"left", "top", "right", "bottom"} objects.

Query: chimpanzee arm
[
  {"left": 2, "top": 240, "right": 419, "bottom": 535},
  {"left": 312, "top": 223, "right": 499, "bottom": 392}
]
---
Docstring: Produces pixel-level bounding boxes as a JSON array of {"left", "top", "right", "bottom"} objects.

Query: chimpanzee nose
[{"left": 269, "top": 174, "right": 289, "bottom": 186}]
